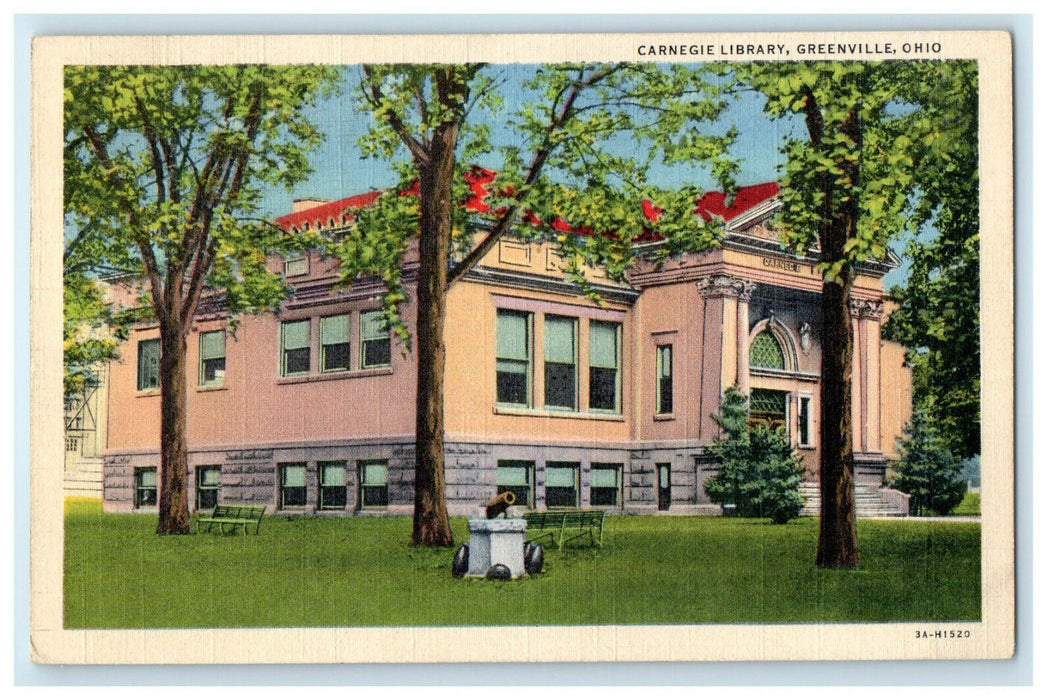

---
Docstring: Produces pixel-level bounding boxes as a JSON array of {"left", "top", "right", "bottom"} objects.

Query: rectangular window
[
  {"left": 589, "top": 463, "right": 622, "bottom": 507},
  {"left": 198, "top": 331, "right": 226, "bottom": 386},
  {"left": 798, "top": 395, "right": 813, "bottom": 446},
  {"left": 284, "top": 253, "right": 307, "bottom": 277},
  {"left": 496, "top": 310, "right": 532, "bottom": 406},
  {"left": 137, "top": 339, "right": 160, "bottom": 391},
  {"left": 318, "top": 461, "right": 347, "bottom": 510},
  {"left": 280, "top": 320, "right": 311, "bottom": 376},
  {"left": 545, "top": 462, "right": 579, "bottom": 508},
  {"left": 360, "top": 460, "right": 389, "bottom": 508},
  {"left": 134, "top": 467, "right": 157, "bottom": 509},
  {"left": 589, "top": 321, "right": 620, "bottom": 412},
  {"left": 196, "top": 465, "right": 221, "bottom": 510},
  {"left": 359, "top": 310, "right": 391, "bottom": 369},
  {"left": 279, "top": 463, "right": 307, "bottom": 509},
  {"left": 496, "top": 460, "right": 534, "bottom": 509},
  {"left": 320, "top": 315, "right": 350, "bottom": 373},
  {"left": 656, "top": 344, "right": 673, "bottom": 414},
  {"left": 545, "top": 316, "right": 577, "bottom": 410}
]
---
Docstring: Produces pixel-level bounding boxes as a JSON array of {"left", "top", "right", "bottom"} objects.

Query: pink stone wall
[{"left": 106, "top": 297, "right": 419, "bottom": 452}]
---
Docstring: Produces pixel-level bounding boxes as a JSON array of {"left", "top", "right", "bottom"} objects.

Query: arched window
[{"left": 749, "top": 330, "right": 785, "bottom": 370}]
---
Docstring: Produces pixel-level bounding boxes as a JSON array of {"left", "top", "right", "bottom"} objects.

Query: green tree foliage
[
  {"left": 724, "top": 60, "right": 976, "bottom": 566},
  {"left": 884, "top": 62, "right": 980, "bottom": 461},
  {"left": 342, "top": 64, "right": 737, "bottom": 544},
  {"left": 705, "top": 387, "right": 804, "bottom": 525},
  {"left": 890, "top": 403, "right": 967, "bottom": 516},
  {"left": 62, "top": 272, "right": 122, "bottom": 397},
  {"left": 64, "top": 64, "right": 337, "bottom": 534}
]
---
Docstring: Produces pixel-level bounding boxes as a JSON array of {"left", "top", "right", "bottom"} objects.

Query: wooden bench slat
[
  {"left": 523, "top": 509, "right": 604, "bottom": 549},
  {"left": 198, "top": 504, "right": 264, "bottom": 535}
]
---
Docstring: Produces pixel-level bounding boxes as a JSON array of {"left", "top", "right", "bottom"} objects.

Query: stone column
[
  {"left": 851, "top": 299, "right": 884, "bottom": 454},
  {"left": 696, "top": 274, "right": 756, "bottom": 393},
  {"left": 736, "top": 287, "right": 754, "bottom": 392}
]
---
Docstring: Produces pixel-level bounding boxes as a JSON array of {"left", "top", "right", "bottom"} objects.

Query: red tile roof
[
  {"left": 274, "top": 190, "right": 383, "bottom": 231},
  {"left": 275, "top": 167, "right": 779, "bottom": 235}
]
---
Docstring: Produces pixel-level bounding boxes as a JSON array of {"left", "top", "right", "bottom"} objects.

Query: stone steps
[
  {"left": 799, "top": 483, "right": 907, "bottom": 518},
  {"left": 64, "top": 458, "right": 103, "bottom": 500}
]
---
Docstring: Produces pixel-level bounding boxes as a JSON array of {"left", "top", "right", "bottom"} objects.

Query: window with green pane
[
  {"left": 545, "top": 315, "right": 577, "bottom": 410},
  {"left": 280, "top": 320, "right": 310, "bottom": 376},
  {"left": 497, "top": 460, "right": 533, "bottom": 508},
  {"left": 496, "top": 310, "right": 532, "bottom": 406},
  {"left": 137, "top": 339, "right": 160, "bottom": 391},
  {"left": 359, "top": 310, "right": 390, "bottom": 369},
  {"left": 749, "top": 330, "right": 785, "bottom": 370},
  {"left": 284, "top": 252, "right": 307, "bottom": 277},
  {"left": 798, "top": 395, "right": 813, "bottom": 446},
  {"left": 656, "top": 344, "right": 673, "bottom": 414},
  {"left": 198, "top": 331, "right": 226, "bottom": 386},
  {"left": 279, "top": 463, "right": 307, "bottom": 509},
  {"left": 545, "top": 462, "right": 579, "bottom": 508},
  {"left": 320, "top": 315, "right": 350, "bottom": 372},
  {"left": 589, "top": 321, "right": 620, "bottom": 412},
  {"left": 134, "top": 467, "right": 157, "bottom": 508},
  {"left": 589, "top": 463, "right": 622, "bottom": 507},
  {"left": 196, "top": 465, "right": 220, "bottom": 510},
  {"left": 318, "top": 461, "right": 347, "bottom": 510},
  {"left": 359, "top": 460, "right": 388, "bottom": 508}
]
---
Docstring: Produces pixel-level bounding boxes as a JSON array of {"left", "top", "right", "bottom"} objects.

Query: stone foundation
[{"left": 103, "top": 438, "right": 857, "bottom": 516}]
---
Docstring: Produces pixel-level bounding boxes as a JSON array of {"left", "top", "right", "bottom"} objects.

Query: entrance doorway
[
  {"left": 748, "top": 388, "right": 788, "bottom": 429},
  {"left": 657, "top": 463, "right": 671, "bottom": 511}
]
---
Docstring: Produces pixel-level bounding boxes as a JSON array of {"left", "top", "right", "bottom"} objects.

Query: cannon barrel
[{"left": 485, "top": 490, "right": 517, "bottom": 519}]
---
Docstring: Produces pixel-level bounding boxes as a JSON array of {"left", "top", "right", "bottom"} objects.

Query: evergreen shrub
[
  {"left": 890, "top": 404, "right": 967, "bottom": 516},
  {"left": 704, "top": 387, "right": 804, "bottom": 524}
]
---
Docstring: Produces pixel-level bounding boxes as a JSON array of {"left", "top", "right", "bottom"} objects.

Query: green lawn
[
  {"left": 952, "top": 492, "right": 981, "bottom": 516},
  {"left": 64, "top": 501, "right": 981, "bottom": 629}
]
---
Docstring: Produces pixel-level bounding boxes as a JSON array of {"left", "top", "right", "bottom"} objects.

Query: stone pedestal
[{"left": 467, "top": 517, "right": 526, "bottom": 578}]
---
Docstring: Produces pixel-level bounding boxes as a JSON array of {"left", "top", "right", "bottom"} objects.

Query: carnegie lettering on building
[{"left": 101, "top": 178, "right": 912, "bottom": 516}]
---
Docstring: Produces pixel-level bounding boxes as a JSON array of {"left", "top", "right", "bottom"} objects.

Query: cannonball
[
  {"left": 451, "top": 543, "right": 469, "bottom": 578},
  {"left": 485, "top": 563, "right": 512, "bottom": 580},
  {"left": 526, "top": 543, "right": 544, "bottom": 574}
]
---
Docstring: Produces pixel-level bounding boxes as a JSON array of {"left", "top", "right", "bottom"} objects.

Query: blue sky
[
  {"left": 257, "top": 64, "right": 911, "bottom": 289},
  {"left": 260, "top": 64, "right": 800, "bottom": 215}
]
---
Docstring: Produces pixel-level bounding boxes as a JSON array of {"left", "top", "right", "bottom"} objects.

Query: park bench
[
  {"left": 523, "top": 509, "right": 605, "bottom": 549},
  {"left": 197, "top": 504, "right": 265, "bottom": 535}
]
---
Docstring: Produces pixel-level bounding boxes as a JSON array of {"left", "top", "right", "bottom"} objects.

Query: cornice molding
[{"left": 466, "top": 266, "right": 640, "bottom": 305}]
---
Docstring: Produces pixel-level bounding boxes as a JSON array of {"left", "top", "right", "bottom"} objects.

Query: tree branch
[
  {"left": 364, "top": 66, "right": 431, "bottom": 166},
  {"left": 181, "top": 86, "right": 264, "bottom": 323},
  {"left": 446, "top": 64, "right": 623, "bottom": 289},
  {"left": 801, "top": 87, "right": 825, "bottom": 147},
  {"left": 82, "top": 124, "right": 166, "bottom": 323},
  {"left": 134, "top": 95, "right": 168, "bottom": 206}
]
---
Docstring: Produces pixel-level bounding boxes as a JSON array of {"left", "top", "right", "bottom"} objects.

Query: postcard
[{"left": 30, "top": 30, "right": 1014, "bottom": 663}]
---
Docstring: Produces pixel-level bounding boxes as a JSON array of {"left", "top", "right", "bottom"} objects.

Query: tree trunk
[
  {"left": 804, "top": 100, "right": 861, "bottom": 569},
  {"left": 156, "top": 318, "right": 191, "bottom": 535},
  {"left": 815, "top": 264, "right": 858, "bottom": 567},
  {"left": 410, "top": 114, "right": 458, "bottom": 547}
]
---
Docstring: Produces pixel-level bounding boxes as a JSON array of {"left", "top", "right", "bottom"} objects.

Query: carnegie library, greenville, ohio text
[{"left": 637, "top": 43, "right": 787, "bottom": 56}]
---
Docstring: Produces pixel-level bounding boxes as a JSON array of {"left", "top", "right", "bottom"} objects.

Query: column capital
[
  {"left": 850, "top": 298, "right": 884, "bottom": 321},
  {"left": 696, "top": 274, "right": 757, "bottom": 301}
]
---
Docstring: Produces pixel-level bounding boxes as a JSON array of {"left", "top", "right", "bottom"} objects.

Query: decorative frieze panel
[
  {"left": 850, "top": 298, "right": 884, "bottom": 320},
  {"left": 696, "top": 274, "right": 757, "bottom": 301}
]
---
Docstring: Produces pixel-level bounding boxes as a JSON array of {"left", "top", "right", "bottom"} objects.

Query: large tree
[
  {"left": 884, "top": 62, "right": 980, "bottom": 460},
  {"left": 728, "top": 61, "right": 976, "bottom": 567},
  {"left": 64, "top": 65, "right": 336, "bottom": 534},
  {"left": 338, "top": 64, "right": 734, "bottom": 545}
]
